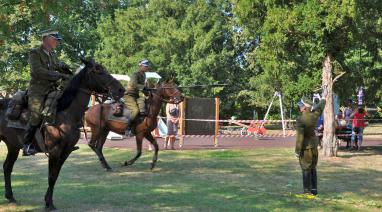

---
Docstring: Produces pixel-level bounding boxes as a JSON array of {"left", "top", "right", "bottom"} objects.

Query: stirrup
[
  {"left": 22, "top": 144, "right": 37, "bottom": 156},
  {"left": 125, "top": 129, "right": 134, "bottom": 137}
]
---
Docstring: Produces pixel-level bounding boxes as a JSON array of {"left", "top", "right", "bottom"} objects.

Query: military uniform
[
  {"left": 125, "top": 70, "right": 147, "bottom": 120},
  {"left": 22, "top": 30, "right": 70, "bottom": 156},
  {"left": 295, "top": 98, "right": 326, "bottom": 195},
  {"left": 28, "top": 45, "right": 70, "bottom": 125}
]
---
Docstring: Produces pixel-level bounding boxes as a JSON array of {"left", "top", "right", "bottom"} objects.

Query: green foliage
[
  {"left": 95, "top": 0, "right": 247, "bottom": 117},
  {"left": 0, "top": 0, "right": 125, "bottom": 94},
  {"left": 233, "top": 0, "right": 382, "bottom": 115},
  {"left": 0, "top": 0, "right": 381, "bottom": 119}
]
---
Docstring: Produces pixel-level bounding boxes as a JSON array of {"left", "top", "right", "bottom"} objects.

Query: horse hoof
[
  {"left": 150, "top": 163, "right": 156, "bottom": 171},
  {"left": 105, "top": 167, "right": 113, "bottom": 172},
  {"left": 7, "top": 197, "right": 17, "bottom": 203},
  {"left": 45, "top": 204, "right": 57, "bottom": 211}
]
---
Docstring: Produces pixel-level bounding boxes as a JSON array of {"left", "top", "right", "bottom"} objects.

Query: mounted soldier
[
  {"left": 22, "top": 30, "right": 73, "bottom": 156},
  {"left": 124, "top": 59, "right": 150, "bottom": 135}
]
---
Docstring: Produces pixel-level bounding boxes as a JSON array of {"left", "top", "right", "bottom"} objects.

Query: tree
[
  {"left": 95, "top": 0, "right": 247, "bottom": 117},
  {"left": 233, "top": 0, "right": 382, "bottom": 156},
  {"left": 0, "top": 0, "right": 126, "bottom": 93}
]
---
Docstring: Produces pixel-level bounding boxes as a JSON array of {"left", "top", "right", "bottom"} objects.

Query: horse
[
  {"left": 0, "top": 59, "right": 125, "bottom": 210},
  {"left": 85, "top": 80, "right": 183, "bottom": 171}
]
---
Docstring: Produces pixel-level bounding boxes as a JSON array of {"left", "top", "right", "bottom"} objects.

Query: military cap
[
  {"left": 41, "top": 29, "right": 62, "bottom": 40},
  {"left": 298, "top": 97, "right": 313, "bottom": 108},
  {"left": 139, "top": 59, "right": 150, "bottom": 67}
]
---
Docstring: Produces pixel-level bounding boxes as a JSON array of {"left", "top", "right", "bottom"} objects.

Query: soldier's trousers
[
  {"left": 124, "top": 95, "right": 138, "bottom": 120},
  {"left": 124, "top": 92, "right": 146, "bottom": 120},
  {"left": 299, "top": 148, "right": 318, "bottom": 170},
  {"left": 28, "top": 95, "right": 45, "bottom": 126}
]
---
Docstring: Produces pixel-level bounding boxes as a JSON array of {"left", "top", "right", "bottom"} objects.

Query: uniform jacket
[
  {"left": 126, "top": 70, "right": 146, "bottom": 96},
  {"left": 28, "top": 45, "right": 66, "bottom": 95}
]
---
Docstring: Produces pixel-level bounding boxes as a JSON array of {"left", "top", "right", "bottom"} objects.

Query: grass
[{"left": 0, "top": 143, "right": 381, "bottom": 211}]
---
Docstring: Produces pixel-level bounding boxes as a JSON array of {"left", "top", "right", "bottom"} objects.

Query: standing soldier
[
  {"left": 124, "top": 59, "right": 150, "bottom": 135},
  {"left": 22, "top": 30, "right": 72, "bottom": 156},
  {"left": 295, "top": 89, "right": 327, "bottom": 196}
]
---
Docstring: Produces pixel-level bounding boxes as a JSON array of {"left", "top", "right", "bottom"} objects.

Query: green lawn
[{"left": 0, "top": 143, "right": 381, "bottom": 211}]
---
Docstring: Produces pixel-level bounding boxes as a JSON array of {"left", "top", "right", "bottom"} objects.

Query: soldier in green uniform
[
  {"left": 295, "top": 89, "right": 327, "bottom": 196},
  {"left": 124, "top": 59, "right": 150, "bottom": 134},
  {"left": 22, "top": 30, "right": 72, "bottom": 156}
]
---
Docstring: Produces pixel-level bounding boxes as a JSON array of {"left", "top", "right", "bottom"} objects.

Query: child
[{"left": 350, "top": 107, "right": 367, "bottom": 150}]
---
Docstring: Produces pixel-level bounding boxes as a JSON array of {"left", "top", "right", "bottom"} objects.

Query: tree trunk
[{"left": 322, "top": 54, "right": 338, "bottom": 157}]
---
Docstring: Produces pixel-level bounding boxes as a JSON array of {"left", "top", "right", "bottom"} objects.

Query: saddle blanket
[{"left": 107, "top": 104, "right": 131, "bottom": 124}]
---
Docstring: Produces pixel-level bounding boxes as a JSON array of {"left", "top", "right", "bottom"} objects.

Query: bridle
[
  {"left": 148, "top": 86, "right": 182, "bottom": 104},
  {"left": 79, "top": 67, "right": 122, "bottom": 103}
]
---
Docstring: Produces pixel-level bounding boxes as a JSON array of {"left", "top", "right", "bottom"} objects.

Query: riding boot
[
  {"left": 302, "top": 170, "right": 312, "bottom": 194},
  {"left": 125, "top": 119, "right": 134, "bottom": 137},
  {"left": 22, "top": 125, "right": 39, "bottom": 156},
  {"left": 311, "top": 169, "right": 318, "bottom": 195}
]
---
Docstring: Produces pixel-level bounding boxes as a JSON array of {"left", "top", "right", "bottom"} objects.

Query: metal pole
[
  {"left": 278, "top": 92, "right": 286, "bottom": 137},
  {"left": 214, "top": 97, "right": 220, "bottom": 147},
  {"left": 261, "top": 93, "right": 277, "bottom": 128}
]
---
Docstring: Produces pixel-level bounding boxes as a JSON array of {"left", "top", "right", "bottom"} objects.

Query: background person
[
  {"left": 350, "top": 107, "right": 368, "bottom": 150},
  {"left": 164, "top": 102, "right": 179, "bottom": 150}
]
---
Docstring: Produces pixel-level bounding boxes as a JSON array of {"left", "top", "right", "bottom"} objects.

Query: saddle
[
  {"left": 108, "top": 103, "right": 132, "bottom": 123},
  {"left": 5, "top": 91, "right": 47, "bottom": 153},
  {"left": 5, "top": 90, "right": 29, "bottom": 123}
]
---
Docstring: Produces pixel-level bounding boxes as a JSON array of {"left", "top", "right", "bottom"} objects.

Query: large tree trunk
[{"left": 322, "top": 54, "right": 338, "bottom": 157}]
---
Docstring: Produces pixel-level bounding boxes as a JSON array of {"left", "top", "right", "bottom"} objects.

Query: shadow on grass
[
  {"left": 338, "top": 146, "right": 382, "bottom": 158},
  {"left": 0, "top": 145, "right": 381, "bottom": 211}
]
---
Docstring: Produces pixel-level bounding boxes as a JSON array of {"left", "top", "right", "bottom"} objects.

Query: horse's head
[
  {"left": 158, "top": 79, "right": 184, "bottom": 104},
  {"left": 81, "top": 58, "right": 125, "bottom": 100}
]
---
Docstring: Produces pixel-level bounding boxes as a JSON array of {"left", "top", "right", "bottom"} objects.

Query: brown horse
[
  {"left": 85, "top": 80, "right": 183, "bottom": 171},
  {"left": 0, "top": 59, "right": 125, "bottom": 210}
]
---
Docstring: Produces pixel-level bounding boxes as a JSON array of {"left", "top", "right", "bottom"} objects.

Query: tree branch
[{"left": 333, "top": 72, "right": 346, "bottom": 84}]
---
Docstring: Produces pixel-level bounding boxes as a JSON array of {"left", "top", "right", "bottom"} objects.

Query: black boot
[
  {"left": 311, "top": 169, "right": 318, "bottom": 195},
  {"left": 22, "top": 125, "right": 39, "bottom": 156},
  {"left": 125, "top": 119, "right": 134, "bottom": 137},
  {"left": 302, "top": 170, "right": 312, "bottom": 194}
]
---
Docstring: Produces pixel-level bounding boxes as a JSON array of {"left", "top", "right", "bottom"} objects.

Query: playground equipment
[{"left": 261, "top": 91, "right": 286, "bottom": 137}]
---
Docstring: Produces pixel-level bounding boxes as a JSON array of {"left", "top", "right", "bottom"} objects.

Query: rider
[
  {"left": 124, "top": 59, "right": 150, "bottom": 135},
  {"left": 22, "top": 30, "right": 72, "bottom": 156}
]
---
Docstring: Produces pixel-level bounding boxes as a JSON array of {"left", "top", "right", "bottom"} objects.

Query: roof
[
  {"left": 145, "top": 72, "right": 162, "bottom": 79},
  {"left": 111, "top": 72, "right": 161, "bottom": 81},
  {"left": 111, "top": 74, "right": 130, "bottom": 81}
]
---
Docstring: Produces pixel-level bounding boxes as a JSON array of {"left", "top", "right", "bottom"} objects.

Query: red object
[
  {"left": 352, "top": 113, "right": 366, "bottom": 128},
  {"left": 247, "top": 122, "right": 267, "bottom": 135}
]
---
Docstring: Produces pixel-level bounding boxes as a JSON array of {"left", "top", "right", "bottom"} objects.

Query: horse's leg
[
  {"left": 44, "top": 149, "right": 71, "bottom": 210},
  {"left": 95, "top": 129, "right": 112, "bottom": 171},
  {"left": 145, "top": 133, "right": 159, "bottom": 170},
  {"left": 3, "top": 144, "right": 20, "bottom": 203},
  {"left": 88, "top": 126, "right": 99, "bottom": 152},
  {"left": 123, "top": 133, "right": 143, "bottom": 167},
  {"left": 88, "top": 126, "right": 112, "bottom": 171}
]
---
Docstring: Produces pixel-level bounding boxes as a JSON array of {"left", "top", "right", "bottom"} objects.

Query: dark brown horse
[
  {"left": 85, "top": 80, "right": 183, "bottom": 171},
  {"left": 0, "top": 59, "right": 125, "bottom": 210}
]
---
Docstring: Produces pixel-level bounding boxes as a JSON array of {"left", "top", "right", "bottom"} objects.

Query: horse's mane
[
  {"left": 0, "top": 98, "right": 11, "bottom": 111},
  {"left": 57, "top": 67, "right": 88, "bottom": 112}
]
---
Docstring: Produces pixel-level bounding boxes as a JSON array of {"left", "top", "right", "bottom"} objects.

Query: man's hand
[
  {"left": 295, "top": 153, "right": 300, "bottom": 158},
  {"left": 58, "top": 62, "right": 72, "bottom": 75}
]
